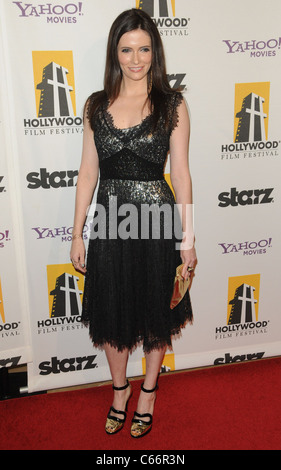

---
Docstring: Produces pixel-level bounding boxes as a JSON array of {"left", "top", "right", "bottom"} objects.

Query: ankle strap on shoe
[
  {"left": 112, "top": 379, "right": 129, "bottom": 391},
  {"left": 141, "top": 382, "right": 158, "bottom": 393}
]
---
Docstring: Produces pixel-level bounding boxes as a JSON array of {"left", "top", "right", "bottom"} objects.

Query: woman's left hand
[{"left": 180, "top": 245, "right": 197, "bottom": 280}]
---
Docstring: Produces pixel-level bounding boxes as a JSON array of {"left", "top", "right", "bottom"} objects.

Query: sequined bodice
[{"left": 92, "top": 93, "right": 183, "bottom": 181}]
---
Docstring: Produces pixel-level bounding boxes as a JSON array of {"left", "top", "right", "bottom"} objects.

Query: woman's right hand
[{"left": 70, "top": 238, "right": 87, "bottom": 274}]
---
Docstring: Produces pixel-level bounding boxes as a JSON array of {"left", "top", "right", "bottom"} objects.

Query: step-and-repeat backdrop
[{"left": 1, "top": 0, "right": 280, "bottom": 392}]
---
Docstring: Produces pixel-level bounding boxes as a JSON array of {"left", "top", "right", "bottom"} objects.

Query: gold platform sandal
[
  {"left": 130, "top": 382, "right": 158, "bottom": 438},
  {"left": 105, "top": 380, "right": 131, "bottom": 435}
]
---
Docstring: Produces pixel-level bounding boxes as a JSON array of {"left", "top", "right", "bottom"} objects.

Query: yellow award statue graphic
[
  {"left": 32, "top": 51, "right": 77, "bottom": 118},
  {"left": 47, "top": 264, "right": 84, "bottom": 318},
  {"left": 137, "top": 1, "right": 189, "bottom": 36},
  {"left": 234, "top": 82, "right": 270, "bottom": 143},
  {"left": 136, "top": 0, "right": 176, "bottom": 17},
  {"left": 142, "top": 353, "right": 175, "bottom": 374},
  {"left": 227, "top": 274, "right": 260, "bottom": 325},
  {"left": 221, "top": 81, "right": 279, "bottom": 160}
]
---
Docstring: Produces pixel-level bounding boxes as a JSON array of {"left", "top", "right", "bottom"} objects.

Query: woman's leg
[
  {"left": 136, "top": 346, "right": 166, "bottom": 417},
  {"left": 104, "top": 344, "right": 131, "bottom": 416}
]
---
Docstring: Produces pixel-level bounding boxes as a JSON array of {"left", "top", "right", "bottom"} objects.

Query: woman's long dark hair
[{"left": 87, "top": 8, "right": 177, "bottom": 130}]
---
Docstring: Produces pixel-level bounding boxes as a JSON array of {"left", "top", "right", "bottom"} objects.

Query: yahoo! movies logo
[
  {"left": 223, "top": 37, "right": 281, "bottom": 58},
  {"left": 218, "top": 237, "right": 272, "bottom": 257},
  {"left": 136, "top": 0, "right": 190, "bottom": 37},
  {"left": 215, "top": 274, "right": 269, "bottom": 341},
  {"left": 24, "top": 51, "right": 83, "bottom": 136},
  {"left": 13, "top": 2, "right": 84, "bottom": 24},
  {"left": 31, "top": 224, "right": 89, "bottom": 242},
  {"left": 0, "top": 230, "right": 11, "bottom": 249},
  {"left": 37, "top": 264, "right": 85, "bottom": 335},
  {"left": 221, "top": 82, "right": 279, "bottom": 160}
]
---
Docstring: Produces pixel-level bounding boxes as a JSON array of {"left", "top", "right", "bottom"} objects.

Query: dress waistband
[
  {"left": 99, "top": 175, "right": 165, "bottom": 182},
  {"left": 99, "top": 151, "right": 165, "bottom": 182}
]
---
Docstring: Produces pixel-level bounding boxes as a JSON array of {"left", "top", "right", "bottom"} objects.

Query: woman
[{"left": 70, "top": 8, "right": 197, "bottom": 438}]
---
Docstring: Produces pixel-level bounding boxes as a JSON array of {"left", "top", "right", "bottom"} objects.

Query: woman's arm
[
  {"left": 169, "top": 98, "right": 197, "bottom": 279},
  {"left": 70, "top": 113, "right": 99, "bottom": 273}
]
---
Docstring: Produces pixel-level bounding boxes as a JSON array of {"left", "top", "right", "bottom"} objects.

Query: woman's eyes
[{"left": 121, "top": 47, "right": 151, "bottom": 53}]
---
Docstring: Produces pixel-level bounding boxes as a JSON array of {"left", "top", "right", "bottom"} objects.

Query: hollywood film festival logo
[
  {"left": 0, "top": 278, "right": 21, "bottom": 339},
  {"left": 221, "top": 82, "right": 280, "bottom": 161},
  {"left": 37, "top": 264, "right": 85, "bottom": 335},
  {"left": 37, "top": 264, "right": 99, "bottom": 376},
  {"left": 24, "top": 51, "right": 83, "bottom": 136},
  {"left": 215, "top": 274, "right": 269, "bottom": 342},
  {"left": 136, "top": 0, "right": 190, "bottom": 36}
]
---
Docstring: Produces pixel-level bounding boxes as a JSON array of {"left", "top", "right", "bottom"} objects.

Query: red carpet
[{"left": 1, "top": 357, "right": 281, "bottom": 450}]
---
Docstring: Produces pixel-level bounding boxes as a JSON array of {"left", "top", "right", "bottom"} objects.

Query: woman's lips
[{"left": 128, "top": 66, "right": 144, "bottom": 72}]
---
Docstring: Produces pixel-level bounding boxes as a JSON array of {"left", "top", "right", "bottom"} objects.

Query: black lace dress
[{"left": 81, "top": 91, "right": 193, "bottom": 353}]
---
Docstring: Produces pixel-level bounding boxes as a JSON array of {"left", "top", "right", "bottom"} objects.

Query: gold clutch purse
[{"left": 170, "top": 264, "right": 191, "bottom": 309}]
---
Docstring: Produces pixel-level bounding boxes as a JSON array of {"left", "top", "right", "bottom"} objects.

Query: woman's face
[{"left": 117, "top": 29, "right": 152, "bottom": 85}]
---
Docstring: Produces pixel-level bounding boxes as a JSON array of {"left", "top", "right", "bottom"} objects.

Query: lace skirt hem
[{"left": 82, "top": 314, "right": 193, "bottom": 354}]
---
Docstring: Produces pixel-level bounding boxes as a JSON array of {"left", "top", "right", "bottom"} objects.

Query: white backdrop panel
[{"left": 0, "top": 0, "right": 280, "bottom": 392}]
